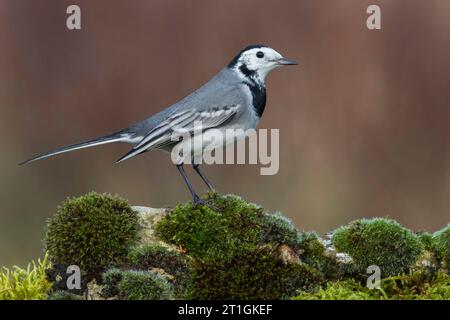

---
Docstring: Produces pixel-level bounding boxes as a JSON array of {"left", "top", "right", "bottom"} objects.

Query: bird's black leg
[
  {"left": 192, "top": 164, "right": 215, "bottom": 191},
  {"left": 176, "top": 164, "right": 208, "bottom": 206}
]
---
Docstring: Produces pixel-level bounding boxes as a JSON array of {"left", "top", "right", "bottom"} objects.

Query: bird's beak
[{"left": 277, "top": 57, "right": 298, "bottom": 66}]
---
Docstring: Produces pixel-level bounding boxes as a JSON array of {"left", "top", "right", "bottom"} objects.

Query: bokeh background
[{"left": 1, "top": 0, "right": 449, "bottom": 266}]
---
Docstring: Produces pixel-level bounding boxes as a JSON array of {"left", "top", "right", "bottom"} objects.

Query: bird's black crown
[{"left": 228, "top": 44, "right": 268, "bottom": 68}]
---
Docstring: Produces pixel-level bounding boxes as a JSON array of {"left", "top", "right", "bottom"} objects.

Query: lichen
[
  {"left": 45, "top": 192, "right": 140, "bottom": 279},
  {"left": 332, "top": 218, "right": 423, "bottom": 277}
]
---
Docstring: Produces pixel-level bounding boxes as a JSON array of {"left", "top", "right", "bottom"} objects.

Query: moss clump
[
  {"left": 295, "top": 232, "right": 347, "bottom": 280},
  {"left": 119, "top": 270, "right": 174, "bottom": 300},
  {"left": 332, "top": 218, "right": 423, "bottom": 277},
  {"left": 102, "top": 269, "right": 174, "bottom": 300},
  {"left": 154, "top": 193, "right": 325, "bottom": 299},
  {"left": 417, "top": 231, "right": 434, "bottom": 251},
  {"left": 293, "top": 271, "right": 450, "bottom": 300},
  {"left": 431, "top": 224, "right": 450, "bottom": 271},
  {"left": 189, "top": 246, "right": 324, "bottom": 300},
  {"left": 155, "top": 193, "right": 267, "bottom": 261},
  {"left": 261, "top": 212, "right": 303, "bottom": 249},
  {"left": 0, "top": 254, "right": 52, "bottom": 300},
  {"left": 127, "top": 243, "right": 191, "bottom": 297},
  {"left": 100, "top": 268, "right": 123, "bottom": 298},
  {"left": 45, "top": 192, "right": 140, "bottom": 278}
]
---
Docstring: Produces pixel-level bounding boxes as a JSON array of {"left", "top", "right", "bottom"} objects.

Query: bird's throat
[
  {"left": 237, "top": 63, "right": 267, "bottom": 118},
  {"left": 244, "top": 80, "right": 266, "bottom": 118}
]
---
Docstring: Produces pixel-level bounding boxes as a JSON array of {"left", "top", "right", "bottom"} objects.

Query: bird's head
[{"left": 228, "top": 45, "right": 297, "bottom": 83}]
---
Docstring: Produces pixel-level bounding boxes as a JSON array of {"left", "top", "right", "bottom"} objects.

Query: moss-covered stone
[
  {"left": 154, "top": 193, "right": 326, "bottom": 299},
  {"left": 45, "top": 192, "right": 140, "bottom": 279},
  {"left": 332, "top": 218, "right": 423, "bottom": 277},
  {"left": 189, "top": 246, "right": 324, "bottom": 299},
  {"left": 31, "top": 191, "right": 448, "bottom": 300}
]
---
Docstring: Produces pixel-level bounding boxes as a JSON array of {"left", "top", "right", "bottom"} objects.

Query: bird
[{"left": 20, "top": 45, "right": 297, "bottom": 206}]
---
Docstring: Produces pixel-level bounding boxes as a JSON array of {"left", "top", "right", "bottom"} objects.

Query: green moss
[
  {"left": 295, "top": 232, "right": 347, "bottom": 280},
  {"left": 379, "top": 270, "right": 450, "bottom": 299},
  {"left": 293, "top": 271, "right": 450, "bottom": 300},
  {"left": 155, "top": 193, "right": 313, "bottom": 261},
  {"left": 127, "top": 243, "right": 191, "bottom": 297},
  {"left": 422, "top": 272, "right": 450, "bottom": 299},
  {"left": 188, "top": 246, "right": 324, "bottom": 299},
  {"left": 154, "top": 193, "right": 329, "bottom": 299},
  {"left": 155, "top": 193, "right": 267, "bottom": 261},
  {"left": 417, "top": 231, "right": 434, "bottom": 251},
  {"left": 36, "top": 190, "right": 447, "bottom": 300},
  {"left": 332, "top": 218, "right": 423, "bottom": 277},
  {"left": 45, "top": 192, "right": 140, "bottom": 278},
  {"left": 261, "top": 212, "right": 303, "bottom": 249},
  {"left": 102, "top": 269, "right": 174, "bottom": 300},
  {"left": 47, "top": 290, "right": 83, "bottom": 300},
  {"left": 0, "top": 254, "right": 52, "bottom": 300},
  {"left": 431, "top": 224, "right": 450, "bottom": 271},
  {"left": 293, "top": 279, "right": 375, "bottom": 300},
  {"left": 101, "top": 267, "right": 123, "bottom": 298},
  {"left": 102, "top": 268, "right": 175, "bottom": 300}
]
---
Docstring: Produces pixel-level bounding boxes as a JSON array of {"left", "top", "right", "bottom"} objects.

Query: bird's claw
[{"left": 193, "top": 196, "right": 219, "bottom": 211}]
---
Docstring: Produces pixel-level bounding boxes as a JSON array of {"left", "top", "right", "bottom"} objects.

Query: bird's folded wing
[{"left": 116, "top": 104, "right": 239, "bottom": 162}]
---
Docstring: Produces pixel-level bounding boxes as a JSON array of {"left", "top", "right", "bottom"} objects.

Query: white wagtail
[{"left": 21, "top": 45, "right": 297, "bottom": 205}]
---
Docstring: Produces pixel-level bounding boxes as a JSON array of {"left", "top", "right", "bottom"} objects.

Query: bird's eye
[{"left": 256, "top": 51, "right": 264, "bottom": 58}]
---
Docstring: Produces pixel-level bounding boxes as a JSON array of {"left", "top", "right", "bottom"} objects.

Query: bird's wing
[{"left": 116, "top": 104, "right": 240, "bottom": 163}]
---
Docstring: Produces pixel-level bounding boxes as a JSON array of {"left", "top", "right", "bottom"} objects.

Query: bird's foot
[{"left": 193, "top": 195, "right": 219, "bottom": 211}]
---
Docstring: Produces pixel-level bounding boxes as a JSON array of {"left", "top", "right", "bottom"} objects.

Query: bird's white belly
[{"left": 173, "top": 122, "right": 257, "bottom": 165}]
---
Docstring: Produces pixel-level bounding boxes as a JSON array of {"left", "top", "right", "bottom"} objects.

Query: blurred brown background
[{"left": 0, "top": 0, "right": 449, "bottom": 266}]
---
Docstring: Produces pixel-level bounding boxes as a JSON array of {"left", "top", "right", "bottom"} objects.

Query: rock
[{"left": 132, "top": 206, "right": 170, "bottom": 244}]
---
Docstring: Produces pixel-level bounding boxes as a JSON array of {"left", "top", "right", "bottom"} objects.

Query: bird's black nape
[{"left": 227, "top": 44, "right": 268, "bottom": 68}]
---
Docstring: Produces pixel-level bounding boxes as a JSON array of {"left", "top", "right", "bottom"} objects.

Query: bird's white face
[{"left": 232, "top": 46, "right": 297, "bottom": 82}]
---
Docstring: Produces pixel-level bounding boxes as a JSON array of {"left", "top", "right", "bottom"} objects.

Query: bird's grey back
[{"left": 125, "top": 67, "right": 249, "bottom": 141}]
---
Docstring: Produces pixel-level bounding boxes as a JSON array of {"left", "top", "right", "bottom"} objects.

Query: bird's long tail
[{"left": 19, "top": 130, "right": 132, "bottom": 165}]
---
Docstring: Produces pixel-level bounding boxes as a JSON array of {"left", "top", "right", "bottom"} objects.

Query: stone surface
[{"left": 132, "top": 206, "right": 169, "bottom": 244}]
